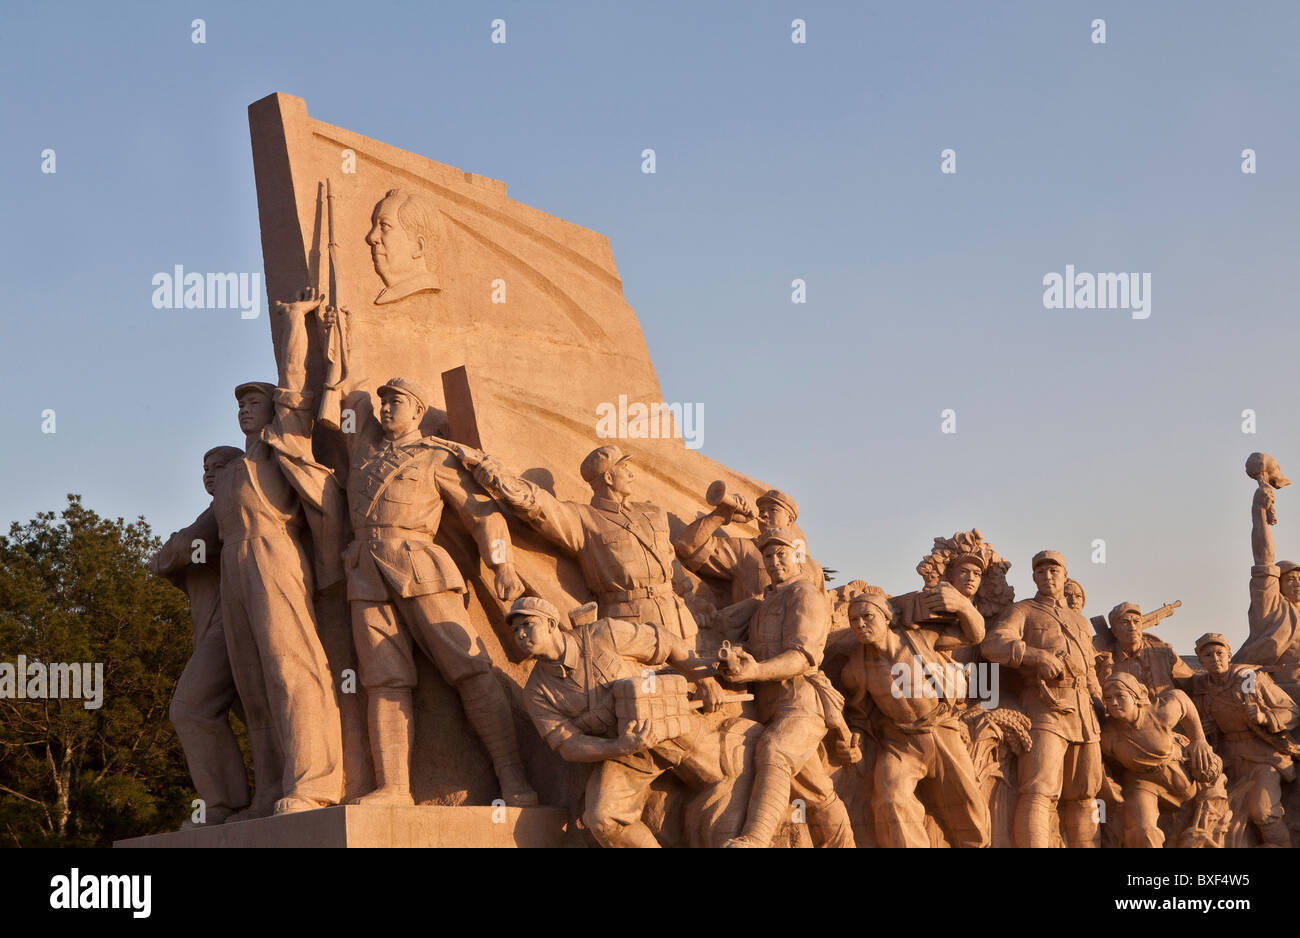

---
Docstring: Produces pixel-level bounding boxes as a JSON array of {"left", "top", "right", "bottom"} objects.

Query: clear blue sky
[{"left": 2, "top": 0, "right": 1298, "bottom": 652}]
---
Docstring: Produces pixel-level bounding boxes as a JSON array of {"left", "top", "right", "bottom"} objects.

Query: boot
[
  {"left": 459, "top": 673, "right": 538, "bottom": 807},
  {"left": 350, "top": 689, "right": 416, "bottom": 806}
]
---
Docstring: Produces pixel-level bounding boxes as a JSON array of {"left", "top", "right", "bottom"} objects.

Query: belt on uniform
[
  {"left": 599, "top": 584, "right": 671, "bottom": 604},
  {"left": 355, "top": 525, "right": 430, "bottom": 542}
]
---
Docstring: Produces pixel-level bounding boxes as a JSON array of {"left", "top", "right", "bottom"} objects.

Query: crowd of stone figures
[{"left": 147, "top": 293, "right": 1300, "bottom": 848}]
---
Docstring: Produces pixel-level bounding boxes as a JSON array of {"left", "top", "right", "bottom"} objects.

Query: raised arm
[{"left": 1253, "top": 484, "right": 1276, "bottom": 567}]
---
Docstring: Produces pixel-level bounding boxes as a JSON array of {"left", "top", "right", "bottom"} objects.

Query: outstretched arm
[{"left": 470, "top": 455, "right": 587, "bottom": 555}]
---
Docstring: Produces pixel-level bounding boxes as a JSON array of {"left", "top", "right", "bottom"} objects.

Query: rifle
[
  {"left": 317, "top": 178, "right": 349, "bottom": 430},
  {"left": 1140, "top": 600, "right": 1181, "bottom": 630}
]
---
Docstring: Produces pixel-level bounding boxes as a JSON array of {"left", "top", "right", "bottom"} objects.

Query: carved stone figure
[
  {"left": 1102, "top": 602, "right": 1193, "bottom": 696},
  {"left": 674, "top": 485, "right": 823, "bottom": 606},
  {"left": 1236, "top": 457, "right": 1300, "bottom": 705},
  {"left": 367, "top": 188, "right": 441, "bottom": 305},
  {"left": 1191, "top": 632, "right": 1299, "bottom": 847},
  {"left": 719, "top": 528, "right": 854, "bottom": 848},
  {"left": 283, "top": 299, "right": 538, "bottom": 808},
  {"left": 840, "top": 587, "right": 989, "bottom": 847},
  {"left": 1099, "top": 672, "right": 1229, "bottom": 848},
  {"left": 149, "top": 445, "right": 250, "bottom": 827},
  {"left": 213, "top": 354, "right": 346, "bottom": 815},
  {"left": 511, "top": 596, "right": 752, "bottom": 846},
  {"left": 982, "top": 549, "right": 1104, "bottom": 847},
  {"left": 470, "top": 446, "right": 709, "bottom": 654},
  {"left": 1063, "top": 578, "right": 1086, "bottom": 615}
]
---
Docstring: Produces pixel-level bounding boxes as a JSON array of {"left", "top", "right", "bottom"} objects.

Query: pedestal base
[{"left": 113, "top": 804, "right": 566, "bottom": 848}]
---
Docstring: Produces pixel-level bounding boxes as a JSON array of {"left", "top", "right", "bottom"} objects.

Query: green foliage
[{"left": 0, "top": 495, "right": 194, "bottom": 846}]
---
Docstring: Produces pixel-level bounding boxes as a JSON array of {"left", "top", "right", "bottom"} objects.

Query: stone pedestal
[{"left": 113, "top": 805, "right": 566, "bottom": 848}]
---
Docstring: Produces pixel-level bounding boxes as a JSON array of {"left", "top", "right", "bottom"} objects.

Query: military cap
[
  {"left": 1194, "top": 632, "right": 1231, "bottom": 654},
  {"left": 580, "top": 445, "right": 632, "bottom": 483},
  {"left": 377, "top": 377, "right": 430, "bottom": 411},
  {"left": 506, "top": 596, "right": 562, "bottom": 625},
  {"left": 234, "top": 381, "right": 275, "bottom": 402},
  {"left": 756, "top": 489, "right": 799, "bottom": 522},
  {"left": 1279, "top": 561, "right": 1300, "bottom": 576},
  {"left": 203, "top": 444, "right": 244, "bottom": 465},
  {"left": 1108, "top": 602, "right": 1142, "bottom": 628},
  {"left": 1032, "top": 549, "right": 1067, "bottom": 571},
  {"left": 756, "top": 526, "right": 801, "bottom": 552}
]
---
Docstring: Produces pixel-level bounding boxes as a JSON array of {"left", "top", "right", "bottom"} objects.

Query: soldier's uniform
[
  {"left": 840, "top": 592, "right": 989, "bottom": 848},
  {"left": 1192, "top": 633, "right": 1299, "bottom": 846},
  {"left": 1237, "top": 560, "right": 1300, "bottom": 704},
  {"left": 478, "top": 446, "right": 696, "bottom": 642},
  {"left": 982, "top": 550, "right": 1103, "bottom": 848},
  {"left": 323, "top": 381, "right": 531, "bottom": 803},
  {"left": 676, "top": 490, "right": 823, "bottom": 605},
  {"left": 212, "top": 384, "right": 346, "bottom": 813},
  {"left": 727, "top": 533, "right": 854, "bottom": 848},
  {"left": 150, "top": 493, "right": 250, "bottom": 822},
  {"left": 520, "top": 604, "right": 724, "bottom": 846},
  {"left": 1111, "top": 637, "right": 1194, "bottom": 697},
  {"left": 1103, "top": 602, "right": 1194, "bottom": 696}
]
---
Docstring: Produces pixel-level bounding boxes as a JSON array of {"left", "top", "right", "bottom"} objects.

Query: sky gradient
[{"left": 2, "top": 0, "right": 1298, "bottom": 653}]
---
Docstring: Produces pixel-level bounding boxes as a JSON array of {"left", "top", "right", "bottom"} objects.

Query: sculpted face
[
  {"left": 513, "top": 615, "right": 562, "bottom": 661},
  {"left": 367, "top": 196, "right": 424, "bottom": 287},
  {"left": 379, "top": 391, "right": 423, "bottom": 437},
  {"left": 604, "top": 460, "right": 635, "bottom": 498},
  {"left": 758, "top": 504, "right": 792, "bottom": 530},
  {"left": 236, "top": 391, "right": 273, "bottom": 435},
  {"left": 203, "top": 452, "right": 238, "bottom": 496},
  {"left": 1063, "top": 581, "right": 1085, "bottom": 611},
  {"left": 1033, "top": 561, "right": 1066, "bottom": 600},
  {"left": 1103, "top": 684, "right": 1139, "bottom": 723},
  {"left": 945, "top": 560, "right": 983, "bottom": 599},
  {"left": 1283, "top": 570, "right": 1300, "bottom": 604},
  {"left": 1113, "top": 611, "right": 1144, "bottom": 651},
  {"left": 850, "top": 606, "right": 889, "bottom": 649},
  {"left": 1197, "top": 643, "right": 1230, "bottom": 676},
  {"left": 762, "top": 544, "right": 799, "bottom": 585}
]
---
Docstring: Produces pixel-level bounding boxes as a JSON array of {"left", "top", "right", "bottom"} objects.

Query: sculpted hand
[
  {"left": 472, "top": 455, "right": 505, "bottom": 490},
  {"left": 833, "top": 730, "right": 863, "bottom": 765},
  {"left": 1245, "top": 701, "right": 1266, "bottom": 726},
  {"left": 1188, "top": 739, "right": 1216, "bottom": 780},
  {"left": 274, "top": 285, "right": 326, "bottom": 320},
  {"left": 1254, "top": 485, "right": 1277, "bottom": 524},
  {"left": 493, "top": 562, "right": 524, "bottom": 602},
  {"left": 619, "top": 719, "right": 657, "bottom": 754},
  {"left": 923, "top": 582, "right": 968, "bottom": 616},
  {"left": 1027, "top": 649, "right": 1063, "bottom": 680},
  {"left": 694, "top": 676, "right": 725, "bottom": 713},
  {"left": 723, "top": 649, "right": 759, "bottom": 684}
]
